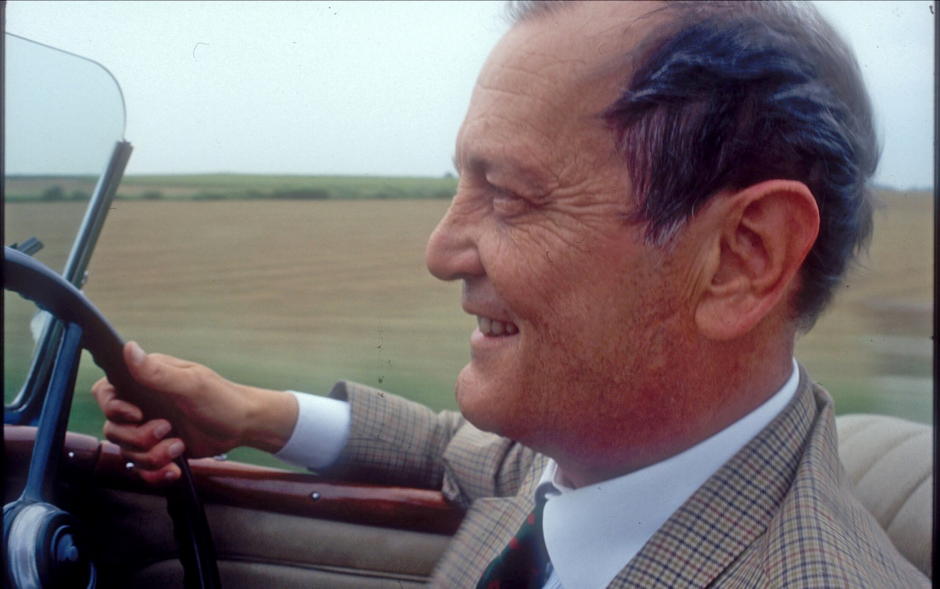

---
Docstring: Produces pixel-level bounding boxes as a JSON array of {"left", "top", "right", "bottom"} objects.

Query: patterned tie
[{"left": 476, "top": 500, "right": 549, "bottom": 589}]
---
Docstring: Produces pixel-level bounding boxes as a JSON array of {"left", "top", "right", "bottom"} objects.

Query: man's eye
[{"left": 492, "top": 188, "right": 530, "bottom": 216}]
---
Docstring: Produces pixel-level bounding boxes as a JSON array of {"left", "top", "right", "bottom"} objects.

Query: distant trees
[
  {"left": 39, "top": 185, "right": 89, "bottom": 201},
  {"left": 39, "top": 185, "right": 65, "bottom": 201}
]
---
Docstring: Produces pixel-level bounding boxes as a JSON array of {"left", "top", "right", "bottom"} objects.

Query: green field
[
  {"left": 4, "top": 179, "right": 933, "bottom": 468},
  {"left": 5, "top": 173, "right": 459, "bottom": 202}
]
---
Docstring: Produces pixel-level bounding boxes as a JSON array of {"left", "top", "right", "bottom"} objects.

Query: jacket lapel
[
  {"left": 609, "top": 374, "right": 817, "bottom": 588},
  {"left": 431, "top": 495, "right": 534, "bottom": 587},
  {"left": 431, "top": 453, "right": 549, "bottom": 587}
]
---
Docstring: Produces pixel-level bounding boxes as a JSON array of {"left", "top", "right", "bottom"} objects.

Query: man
[{"left": 94, "top": 1, "right": 929, "bottom": 587}]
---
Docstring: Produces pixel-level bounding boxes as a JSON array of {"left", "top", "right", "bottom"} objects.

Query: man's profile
[{"left": 94, "top": 1, "right": 930, "bottom": 586}]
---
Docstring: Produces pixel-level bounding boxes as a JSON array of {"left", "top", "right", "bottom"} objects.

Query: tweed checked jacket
[{"left": 325, "top": 367, "right": 929, "bottom": 588}]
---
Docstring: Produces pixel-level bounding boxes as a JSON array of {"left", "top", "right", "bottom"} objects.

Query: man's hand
[{"left": 92, "top": 342, "right": 299, "bottom": 484}]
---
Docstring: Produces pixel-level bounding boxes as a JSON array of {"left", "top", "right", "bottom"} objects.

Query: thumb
[
  {"left": 123, "top": 341, "right": 173, "bottom": 391},
  {"left": 125, "top": 340, "right": 148, "bottom": 369}
]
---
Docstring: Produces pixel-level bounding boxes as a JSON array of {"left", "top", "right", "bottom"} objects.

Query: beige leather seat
[{"left": 836, "top": 414, "right": 933, "bottom": 579}]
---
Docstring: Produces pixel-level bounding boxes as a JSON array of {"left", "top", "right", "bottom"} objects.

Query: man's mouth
[{"left": 477, "top": 316, "right": 519, "bottom": 336}]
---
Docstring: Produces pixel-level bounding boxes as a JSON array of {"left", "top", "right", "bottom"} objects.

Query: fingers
[
  {"left": 137, "top": 464, "right": 182, "bottom": 485},
  {"left": 92, "top": 343, "right": 199, "bottom": 486},
  {"left": 103, "top": 417, "right": 173, "bottom": 452},
  {"left": 101, "top": 415, "right": 185, "bottom": 484},
  {"left": 130, "top": 459, "right": 182, "bottom": 485},
  {"left": 122, "top": 436, "right": 186, "bottom": 471},
  {"left": 92, "top": 377, "right": 143, "bottom": 424}
]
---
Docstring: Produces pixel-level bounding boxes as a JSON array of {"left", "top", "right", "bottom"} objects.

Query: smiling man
[{"left": 94, "top": 1, "right": 928, "bottom": 587}]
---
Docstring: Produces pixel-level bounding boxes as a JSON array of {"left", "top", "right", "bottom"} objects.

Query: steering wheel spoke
[{"left": 22, "top": 322, "right": 83, "bottom": 504}]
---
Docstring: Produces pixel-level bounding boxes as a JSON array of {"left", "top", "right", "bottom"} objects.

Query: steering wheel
[{"left": 3, "top": 246, "right": 221, "bottom": 589}]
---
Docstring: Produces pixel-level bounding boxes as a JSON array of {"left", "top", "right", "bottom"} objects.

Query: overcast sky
[{"left": 5, "top": 1, "right": 935, "bottom": 189}]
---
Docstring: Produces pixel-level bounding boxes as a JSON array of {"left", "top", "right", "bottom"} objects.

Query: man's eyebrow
[
  {"left": 454, "top": 152, "right": 527, "bottom": 175},
  {"left": 475, "top": 158, "right": 552, "bottom": 198}
]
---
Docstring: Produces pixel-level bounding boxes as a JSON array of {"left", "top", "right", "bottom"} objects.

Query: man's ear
[{"left": 694, "top": 180, "right": 819, "bottom": 340}]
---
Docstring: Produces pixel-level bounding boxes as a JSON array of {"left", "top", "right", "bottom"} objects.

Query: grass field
[{"left": 4, "top": 186, "right": 933, "bottom": 468}]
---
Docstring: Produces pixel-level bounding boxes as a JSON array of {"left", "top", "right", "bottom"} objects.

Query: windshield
[{"left": 4, "top": 33, "right": 127, "bottom": 409}]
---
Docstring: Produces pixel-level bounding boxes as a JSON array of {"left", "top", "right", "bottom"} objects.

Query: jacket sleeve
[{"left": 321, "top": 380, "right": 540, "bottom": 508}]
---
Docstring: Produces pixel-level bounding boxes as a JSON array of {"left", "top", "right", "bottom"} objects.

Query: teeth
[{"left": 478, "top": 316, "right": 518, "bottom": 336}]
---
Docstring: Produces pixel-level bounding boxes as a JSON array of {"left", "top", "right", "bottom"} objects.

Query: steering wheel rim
[{"left": 3, "top": 246, "right": 221, "bottom": 589}]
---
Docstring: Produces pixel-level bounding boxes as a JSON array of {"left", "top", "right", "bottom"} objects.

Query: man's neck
[{"left": 554, "top": 355, "right": 798, "bottom": 489}]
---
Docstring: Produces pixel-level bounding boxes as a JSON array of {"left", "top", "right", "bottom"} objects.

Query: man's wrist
[{"left": 239, "top": 386, "right": 300, "bottom": 454}]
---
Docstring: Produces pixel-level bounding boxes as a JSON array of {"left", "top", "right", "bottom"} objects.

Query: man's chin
[{"left": 454, "top": 369, "right": 506, "bottom": 435}]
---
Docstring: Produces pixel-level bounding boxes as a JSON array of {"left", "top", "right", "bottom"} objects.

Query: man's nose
[{"left": 426, "top": 194, "right": 484, "bottom": 282}]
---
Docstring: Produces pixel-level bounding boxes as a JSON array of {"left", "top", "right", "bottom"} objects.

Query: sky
[{"left": 5, "top": 1, "right": 936, "bottom": 189}]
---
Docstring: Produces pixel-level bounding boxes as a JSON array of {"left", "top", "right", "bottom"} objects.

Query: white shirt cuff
[{"left": 273, "top": 391, "right": 350, "bottom": 470}]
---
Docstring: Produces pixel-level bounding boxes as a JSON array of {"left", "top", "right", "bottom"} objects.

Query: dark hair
[{"left": 508, "top": 1, "right": 880, "bottom": 328}]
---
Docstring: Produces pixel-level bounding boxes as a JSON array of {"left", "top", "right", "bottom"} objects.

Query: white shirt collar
[{"left": 536, "top": 359, "right": 800, "bottom": 589}]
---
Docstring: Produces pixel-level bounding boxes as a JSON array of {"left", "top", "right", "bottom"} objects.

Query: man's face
[{"left": 426, "top": 3, "right": 701, "bottom": 474}]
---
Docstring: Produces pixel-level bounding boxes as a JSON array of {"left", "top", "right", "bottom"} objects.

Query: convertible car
[{"left": 2, "top": 26, "right": 934, "bottom": 589}]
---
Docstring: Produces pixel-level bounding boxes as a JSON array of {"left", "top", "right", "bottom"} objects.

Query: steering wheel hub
[{"left": 4, "top": 501, "right": 96, "bottom": 588}]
